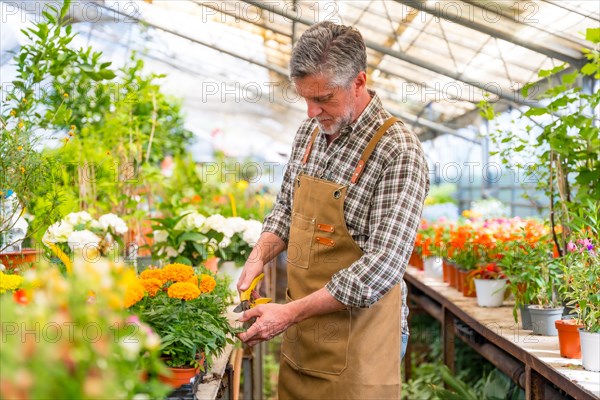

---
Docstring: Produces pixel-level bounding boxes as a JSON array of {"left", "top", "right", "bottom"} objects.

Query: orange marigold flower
[
  {"left": 140, "top": 268, "right": 166, "bottom": 284},
  {"left": 124, "top": 281, "right": 145, "bottom": 308},
  {"left": 163, "top": 263, "right": 195, "bottom": 282},
  {"left": 199, "top": 274, "right": 216, "bottom": 294},
  {"left": 186, "top": 275, "right": 199, "bottom": 286},
  {"left": 70, "top": 125, "right": 76, "bottom": 131},
  {"left": 140, "top": 278, "right": 163, "bottom": 297},
  {"left": 167, "top": 282, "right": 200, "bottom": 301}
]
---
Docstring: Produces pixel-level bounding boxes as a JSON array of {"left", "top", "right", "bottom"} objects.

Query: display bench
[{"left": 404, "top": 266, "right": 599, "bottom": 400}]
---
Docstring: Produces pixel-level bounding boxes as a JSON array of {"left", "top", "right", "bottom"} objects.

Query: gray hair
[{"left": 290, "top": 21, "right": 367, "bottom": 88}]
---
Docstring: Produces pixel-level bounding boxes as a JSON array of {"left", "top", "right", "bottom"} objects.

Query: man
[{"left": 238, "top": 21, "right": 429, "bottom": 399}]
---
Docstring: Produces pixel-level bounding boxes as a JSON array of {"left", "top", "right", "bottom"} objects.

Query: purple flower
[
  {"left": 581, "top": 238, "right": 594, "bottom": 251},
  {"left": 567, "top": 241, "right": 578, "bottom": 253}
]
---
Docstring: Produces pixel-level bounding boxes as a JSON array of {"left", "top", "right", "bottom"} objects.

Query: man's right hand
[{"left": 237, "top": 257, "right": 264, "bottom": 293}]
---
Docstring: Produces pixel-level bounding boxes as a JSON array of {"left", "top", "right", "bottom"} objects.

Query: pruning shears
[{"left": 233, "top": 273, "right": 272, "bottom": 313}]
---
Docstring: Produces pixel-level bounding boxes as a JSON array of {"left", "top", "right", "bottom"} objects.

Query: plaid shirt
[{"left": 263, "top": 91, "right": 429, "bottom": 334}]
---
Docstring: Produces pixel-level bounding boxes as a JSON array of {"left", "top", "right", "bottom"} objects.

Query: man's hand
[
  {"left": 237, "top": 257, "right": 264, "bottom": 293},
  {"left": 238, "top": 303, "right": 296, "bottom": 346}
]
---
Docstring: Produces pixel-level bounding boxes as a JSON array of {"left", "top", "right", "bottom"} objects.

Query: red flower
[{"left": 13, "top": 289, "right": 28, "bottom": 305}]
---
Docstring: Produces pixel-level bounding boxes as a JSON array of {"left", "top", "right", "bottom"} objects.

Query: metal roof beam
[
  {"left": 240, "top": 0, "right": 539, "bottom": 107},
  {"left": 389, "top": 107, "right": 480, "bottom": 144},
  {"left": 396, "top": 0, "right": 585, "bottom": 67},
  {"left": 96, "top": 3, "right": 289, "bottom": 78}
]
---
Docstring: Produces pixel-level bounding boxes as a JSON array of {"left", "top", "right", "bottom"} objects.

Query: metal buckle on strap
[{"left": 333, "top": 184, "right": 348, "bottom": 199}]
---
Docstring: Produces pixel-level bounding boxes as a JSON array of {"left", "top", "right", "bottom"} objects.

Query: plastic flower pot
[
  {"left": 520, "top": 304, "right": 533, "bottom": 330},
  {"left": 555, "top": 319, "right": 583, "bottom": 359},
  {"left": 442, "top": 259, "right": 450, "bottom": 283},
  {"left": 409, "top": 251, "right": 423, "bottom": 270},
  {"left": 579, "top": 329, "right": 600, "bottom": 372},
  {"left": 528, "top": 306, "right": 564, "bottom": 336},
  {"left": 448, "top": 263, "right": 457, "bottom": 288},
  {"left": 423, "top": 256, "right": 443, "bottom": 278},
  {"left": 159, "top": 365, "right": 199, "bottom": 388},
  {"left": 455, "top": 267, "right": 464, "bottom": 292},
  {"left": 474, "top": 279, "right": 507, "bottom": 307},
  {"left": 461, "top": 270, "right": 476, "bottom": 298}
]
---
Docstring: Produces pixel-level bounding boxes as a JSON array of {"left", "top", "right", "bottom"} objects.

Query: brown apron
[{"left": 279, "top": 117, "right": 402, "bottom": 399}]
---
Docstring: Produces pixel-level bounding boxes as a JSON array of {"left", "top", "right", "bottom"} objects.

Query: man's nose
[{"left": 306, "top": 100, "right": 322, "bottom": 118}]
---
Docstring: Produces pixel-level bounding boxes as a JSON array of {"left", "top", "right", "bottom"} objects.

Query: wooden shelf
[{"left": 405, "top": 266, "right": 599, "bottom": 400}]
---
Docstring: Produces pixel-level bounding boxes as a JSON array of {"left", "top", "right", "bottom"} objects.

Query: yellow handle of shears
[{"left": 240, "top": 273, "right": 272, "bottom": 306}]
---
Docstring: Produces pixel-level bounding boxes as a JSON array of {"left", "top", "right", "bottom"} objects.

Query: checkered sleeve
[{"left": 326, "top": 134, "right": 429, "bottom": 308}]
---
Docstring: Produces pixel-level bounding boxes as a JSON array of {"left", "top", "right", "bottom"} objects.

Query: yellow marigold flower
[
  {"left": 70, "top": 125, "right": 76, "bottom": 130},
  {"left": 17, "top": 146, "right": 23, "bottom": 151},
  {"left": 186, "top": 275, "right": 199, "bottom": 286},
  {"left": 20, "top": 167, "right": 25, "bottom": 174},
  {"left": 68, "top": 131, "right": 74, "bottom": 137},
  {"left": 22, "top": 98, "right": 28, "bottom": 103},
  {"left": 10, "top": 110, "right": 16, "bottom": 117},
  {"left": 124, "top": 281, "right": 145, "bottom": 308},
  {"left": 167, "top": 282, "right": 200, "bottom": 301},
  {"left": 199, "top": 274, "right": 216, "bottom": 294},
  {"left": 140, "top": 278, "right": 162, "bottom": 297},
  {"left": 63, "top": 93, "right": 69, "bottom": 98},
  {"left": 64, "top": 137, "right": 69, "bottom": 143},
  {"left": 163, "top": 263, "right": 194, "bottom": 282},
  {"left": 140, "top": 268, "right": 166, "bottom": 284},
  {"left": 18, "top": 121, "right": 24, "bottom": 129},
  {"left": 106, "top": 151, "right": 110, "bottom": 156},
  {"left": 0, "top": 272, "right": 24, "bottom": 294}
]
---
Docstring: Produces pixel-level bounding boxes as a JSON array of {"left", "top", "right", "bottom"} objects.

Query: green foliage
[
  {"left": 2, "top": 2, "right": 194, "bottom": 244},
  {"left": 130, "top": 266, "right": 237, "bottom": 369},
  {"left": 425, "top": 183, "right": 458, "bottom": 205},
  {"left": 148, "top": 212, "right": 224, "bottom": 266},
  {"left": 478, "top": 27, "right": 600, "bottom": 256}
]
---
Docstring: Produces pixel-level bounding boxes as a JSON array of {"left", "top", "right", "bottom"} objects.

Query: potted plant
[
  {"left": 127, "top": 263, "right": 237, "bottom": 387},
  {"left": 467, "top": 262, "right": 508, "bottom": 307},
  {"left": 148, "top": 211, "right": 224, "bottom": 267},
  {"left": 42, "top": 211, "right": 128, "bottom": 273},
  {"left": 498, "top": 225, "right": 549, "bottom": 330},
  {"left": 526, "top": 254, "right": 564, "bottom": 336},
  {"left": 560, "top": 206, "right": 600, "bottom": 369}
]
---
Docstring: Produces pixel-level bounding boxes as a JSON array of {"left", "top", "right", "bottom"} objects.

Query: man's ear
[{"left": 354, "top": 71, "right": 367, "bottom": 95}]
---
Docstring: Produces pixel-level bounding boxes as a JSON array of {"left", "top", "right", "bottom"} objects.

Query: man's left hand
[{"left": 238, "top": 303, "right": 295, "bottom": 346}]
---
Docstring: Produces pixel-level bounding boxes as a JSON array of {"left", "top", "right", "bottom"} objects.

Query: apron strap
[
  {"left": 302, "top": 127, "right": 320, "bottom": 165},
  {"left": 350, "top": 116, "right": 399, "bottom": 184}
]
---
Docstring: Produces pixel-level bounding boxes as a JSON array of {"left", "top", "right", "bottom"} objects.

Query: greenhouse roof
[{"left": 2, "top": 0, "right": 599, "bottom": 150}]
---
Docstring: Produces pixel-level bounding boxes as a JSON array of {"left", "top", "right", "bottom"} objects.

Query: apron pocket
[
  {"left": 287, "top": 212, "right": 315, "bottom": 270},
  {"left": 281, "top": 289, "right": 350, "bottom": 376}
]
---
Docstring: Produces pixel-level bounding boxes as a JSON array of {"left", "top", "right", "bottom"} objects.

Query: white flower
[
  {"left": 164, "top": 242, "right": 185, "bottom": 258},
  {"left": 99, "top": 213, "right": 128, "bottom": 235},
  {"left": 175, "top": 211, "right": 206, "bottom": 231},
  {"left": 43, "top": 221, "right": 74, "bottom": 243},
  {"left": 153, "top": 230, "right": 168, "bottom": 243},
  {"left": 226, "top": 217, "right": 247, "bottom": 234},
  {"left": 67, "top": 230, "right": 101, "bottom": 252},
  {"left": 203, "top": 214, "right": 227, "bottom": 234},
  {"left": 242, "top": 220, "right": 262, "bottom": 246},
  {"left": 145, "top": 330, "right": 161, "bottom": 350},
  {"left": 65, "top": 211, "right": 93, "bottom": 226},
  {"left": 0, "top": 263, "right": 5, "bottom": 272},
  {"left": 120, "top": 339, "right": 142, "bottom": 361},
  {"left": 219, "top": 236, "right": 232, "bottom": 249}
]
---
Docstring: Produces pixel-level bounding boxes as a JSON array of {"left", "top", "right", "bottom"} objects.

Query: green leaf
[
  {"left": 524, "top": 107, "right": 546, "bottom": 117},
  {"left": 179, "top": 232, "right": 206, "bottom": 242},
  {"left": 581, "top": 62, "right": 598, "bottom": 77},
  {"left": 586, "top": 27, "right": 600, "bottom": 43},
  {"left": 98, "top": 69, "right": 116, "bottom": 80},
  {"left": 561, "top": 70, "right": 578, "bottom": 85}
]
